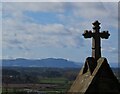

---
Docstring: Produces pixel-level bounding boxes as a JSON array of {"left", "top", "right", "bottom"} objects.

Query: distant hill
[{"left": 2, "top": 58, "right": 83, "bottom": 68}]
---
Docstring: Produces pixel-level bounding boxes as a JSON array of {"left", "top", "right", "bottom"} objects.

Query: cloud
[
  {"left": 72, "top": 2, "right": 118, "bottom": 29},
  {"left": 3, "top": 17, "right": 84, "bottom": 50},
  {"left": 3, "top": 2, "right": 65, "bottom": 14},
  {"left": 102, "top": 47, "right": 118, "bottom": 54},
  {"left": 2, "top": 2, "right": 118, "bottom": 59},
  {"left": 8, "top": 39, "right": 22, "bottom": 45}
]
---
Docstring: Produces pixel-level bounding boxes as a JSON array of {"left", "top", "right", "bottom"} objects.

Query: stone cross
[{"left": 82, "top": 21, "right": 110, "bottom": 61}]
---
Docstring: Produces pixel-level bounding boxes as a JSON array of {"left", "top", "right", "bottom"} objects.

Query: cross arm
[
  {"left": 82, "top": 30, "right": 93, "bottom": 38},
  {"left": 100, "top": 31, "right": 110, "bottom": 39}
]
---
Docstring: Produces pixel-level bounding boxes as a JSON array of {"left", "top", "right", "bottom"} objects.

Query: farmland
[
  {"left": 2, "top": 67, "right": 79, "bottom": 94},
  {"left": 2, "top": 67, "right": 120, "bottom": 94}
]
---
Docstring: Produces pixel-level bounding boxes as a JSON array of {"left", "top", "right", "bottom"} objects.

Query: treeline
[
  {"left": 2, "top": 67, "right": 80, "bottom": 84},
  {"left": 2, "top": 67, "right": 120, "bottom": 84}
]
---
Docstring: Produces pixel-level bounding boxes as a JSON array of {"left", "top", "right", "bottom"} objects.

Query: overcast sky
[{"left": 2, "top": 2, "right": 118, "bottom": 63}]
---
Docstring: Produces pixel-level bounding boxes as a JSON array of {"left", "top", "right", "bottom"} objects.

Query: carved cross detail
[{"left": 82, "top": 21, "right": 110, "bottom": 61}]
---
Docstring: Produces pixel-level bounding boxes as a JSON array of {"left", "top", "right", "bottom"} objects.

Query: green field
[{"left": 39, "top": 77, "right": 68, "bottom": 84}]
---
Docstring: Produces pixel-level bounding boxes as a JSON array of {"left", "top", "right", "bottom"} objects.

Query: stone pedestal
[{"left": 68, "top": 57, "right": 120, "bottom": 94}]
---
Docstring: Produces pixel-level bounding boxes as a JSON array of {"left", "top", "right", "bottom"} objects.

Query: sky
[{"left": 2, "top": 2, "right": 118, "bottom": 64}]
